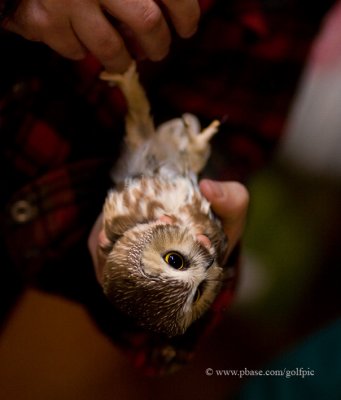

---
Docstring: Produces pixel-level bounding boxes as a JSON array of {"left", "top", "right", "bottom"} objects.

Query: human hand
[
  {"left": 88, "top": 180, "right": 249, "bottom": 285},
  {"left": 199, "top": 179, "right": 249, "bottom": 258},
  {"left": 2, "top": 0, "right": 200, "bottom": 72}
]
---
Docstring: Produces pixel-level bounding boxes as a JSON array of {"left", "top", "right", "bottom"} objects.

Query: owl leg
[
  {"left": 100, "top": 62, "right": 155, "bottom": 149},
  {"left": 199, "top": 120, "right": 221, "bottom": 142},
  {"left": 183, "top": 113, "right": 220, "bottom": 148},
  {"left": 182, "top": 113, "right": 220, "bottom": 173}
]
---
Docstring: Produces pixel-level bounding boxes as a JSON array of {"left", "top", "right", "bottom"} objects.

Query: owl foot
[
  {"left": 186, "top": 115, "right": 220, "bottom": 148},
  {"left": 100, "top": 59, "right": 138, "bottom": 83},
  {"left": 182, "top": 114, "right": 220, "bottom": 150},
  {"left": 181, "top": 113, "right": 220, "bottom": 173}
]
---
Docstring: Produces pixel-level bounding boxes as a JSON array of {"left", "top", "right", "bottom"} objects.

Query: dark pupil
[{"left": 168, "top": 254, "right": 183, "bottom": 269}]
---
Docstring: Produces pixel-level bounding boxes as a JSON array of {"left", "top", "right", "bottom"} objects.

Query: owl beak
[{"left": 206, "top": 256, "right": 215, "bottom": 270}]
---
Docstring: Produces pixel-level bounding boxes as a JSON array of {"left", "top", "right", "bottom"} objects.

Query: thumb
[{"left": 199, "top": 179, "right": 249, "bottom": 253}]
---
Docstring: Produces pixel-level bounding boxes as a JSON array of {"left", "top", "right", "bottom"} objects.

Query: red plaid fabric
[{"left": 0, "top": 0, "right": 335, "bottom": 374}]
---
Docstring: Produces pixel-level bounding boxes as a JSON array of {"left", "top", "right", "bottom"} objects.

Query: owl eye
[{"left": 163, "top": 251, "right": 185, "bottom": 270}]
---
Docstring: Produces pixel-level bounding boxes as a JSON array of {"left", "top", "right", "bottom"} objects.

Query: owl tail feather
[{"left": 100, "top": 62, "right": 155, "bottom": 149}]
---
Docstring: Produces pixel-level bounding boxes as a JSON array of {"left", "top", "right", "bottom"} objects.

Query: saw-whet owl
[{"left": 98, "top": 63, "right": 229, "bottom": 337}]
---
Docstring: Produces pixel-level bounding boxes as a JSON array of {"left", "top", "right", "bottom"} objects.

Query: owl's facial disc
[
  {"left": 141, "top": 224, "right": 215, "bottom": 280},
  {"left": 103, "top": 223, "right": 222, "bottom": 337}
]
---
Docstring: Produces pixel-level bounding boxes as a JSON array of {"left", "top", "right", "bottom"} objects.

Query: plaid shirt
[{"left": 0, "top": 0, "right": 335, "bottom": 374}]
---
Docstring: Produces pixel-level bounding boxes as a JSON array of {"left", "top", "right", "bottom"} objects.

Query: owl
[{"left": 98, "top": 63, "right": 229, "bottom": 338}]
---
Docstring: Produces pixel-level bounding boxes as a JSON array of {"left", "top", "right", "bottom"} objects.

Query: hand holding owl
[{"left": 199, "top": 179, "right": 249, "bottom": 257}]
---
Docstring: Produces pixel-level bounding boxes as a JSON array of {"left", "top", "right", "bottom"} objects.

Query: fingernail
[{"left": 180, "top": 26, "right": 198, "bottom": 39}]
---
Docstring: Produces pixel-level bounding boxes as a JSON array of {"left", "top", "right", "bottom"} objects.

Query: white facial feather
[{"left": 100, "top": 62, "right": 228, "bottom": 337}]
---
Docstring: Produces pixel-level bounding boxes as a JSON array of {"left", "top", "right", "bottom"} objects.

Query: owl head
[{"left": 102, "top": 222, "right": 224, "bottom": 337}]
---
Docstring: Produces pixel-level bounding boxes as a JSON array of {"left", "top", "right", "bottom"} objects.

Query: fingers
[
  {"left": 199, "top": 180, "right": 250, "bottom": 255},
  {"left": 104, "top": 0, "right": 171, "bottom": 62},
  {"left": 160, "top": 0, "right": 200, "bottom": 38},
  {"left": 44, "top": 32, "right": 87, "bottom": 61},
  {"left": 6, "top": 22, "right": 87, "bottom": 62},
  {"left": 71, "top": 4, "right": 133, "bottom": 73},
  {"left": 4, "top": 0, "right": 88, "bottom": 60},
  {"left": 37, "top": 24, "right": 88, "bottom": 60},
  {"left": 88, "top": 213, "right": 110, "bottom": 285},
  {"left": 4, "top": 0, "right": 200, "bottom": 73}
]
